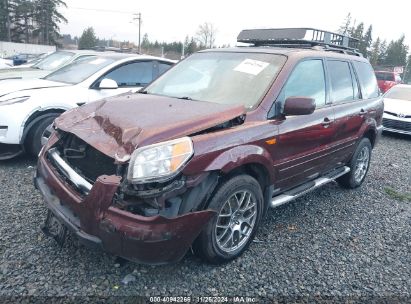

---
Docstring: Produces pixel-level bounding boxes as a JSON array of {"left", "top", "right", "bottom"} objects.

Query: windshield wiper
[
  {"left": 177, "top": 96, "right": 193, "bottom": 100},
  {"left": 138, "top": 90, "right": 148, "bottom": 94}
]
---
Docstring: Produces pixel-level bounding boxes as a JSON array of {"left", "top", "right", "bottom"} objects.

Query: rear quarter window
[{"left": 354, "top": 62, "right": 379, "bottom": 99}]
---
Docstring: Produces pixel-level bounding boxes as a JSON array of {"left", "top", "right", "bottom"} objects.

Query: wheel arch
[
  {"left": 203, "top": 145, "right": 275, "bottom": 184},
  {"left": 21, "top": 108, "right": 66, "bottom": 144},
  {"left": 211, "top": 161, "right": 274, "bottom": 217},
  {"left": 219, "top": 162, "right": 271, "bottom": 191}
]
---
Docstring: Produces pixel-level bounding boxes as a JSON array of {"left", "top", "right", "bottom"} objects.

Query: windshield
[
  {"left": 145, "top": 52, "right": 286, "bottom": 109},
  {"left": 385, "top": 86, "right": 411, "bottom": 101},
  {"left": 33, "top": 51, "right": 74, "bottom": 70},
  {"left": 44, "top": 56, "right": 116, "bottom": 84}
]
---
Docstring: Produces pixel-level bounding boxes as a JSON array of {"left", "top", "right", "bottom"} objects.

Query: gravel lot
[{"left": 0, "top": 133, "right": 410, "bottom": 302}]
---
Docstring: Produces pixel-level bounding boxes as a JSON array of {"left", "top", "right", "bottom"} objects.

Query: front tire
[
  {"left": 194, "top": 174, "right": 264, "bottom": 264},
  {"left": 26, "top": 115, "right": 58, "bottom": 157},
  {"left": 337, "top": 137, "right": 372, "bottom": 189}
]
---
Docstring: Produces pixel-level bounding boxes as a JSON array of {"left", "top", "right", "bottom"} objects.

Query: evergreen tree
[
  {"left": 141, "top": 33, "right": 150, "bottom": 50},
  {"left": 384, "top": 35, "right": 408, "bottom": 66},
  {"left": 33, "top": 0, "right": 67, "bottom": 45},
  {"left": 0, "top": 0, "right": 67, "bottom": 44},
  {"left": 360, "top": 25, "right": 373, "bottom": 57},
  {"left": 338, "top": 13, "right": 352, "bottom": 35},
  {"left": 404, "top": 55, "right": 411, "bottom": 83},
  {"left": 186, "top": 37, "right": 198, "bottom": 55},
  {"left": 183, "top": 35, "right": 189, "bottom": 54},
  {"left": 352, "top": 22, "right": 364, "bottom": 40},
  {"left": 10, "top": 0, "right": 35, "bottom": 43},
  {"left": 369, "top": 37, "right": 381, "bottom": 66},
  {"left": 378, "top": 40, "right": 388, "bottom": 65},
  {"left": 0, "top": 0, "right": 10, "bottom": 41},
  {"left": 78, "top": 27, "right": 97, "bottom": 50}
]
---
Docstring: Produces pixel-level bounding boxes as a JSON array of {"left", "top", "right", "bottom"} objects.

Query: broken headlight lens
[{"left": 127, "top": 137, "right": 193, "bottom": 183}]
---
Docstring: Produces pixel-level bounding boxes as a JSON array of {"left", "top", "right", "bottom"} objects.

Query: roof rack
[{"left": 237, "top": 28, "right": 362, "bottom": 56}]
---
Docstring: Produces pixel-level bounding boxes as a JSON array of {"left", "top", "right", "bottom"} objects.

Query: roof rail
[{"left": 237, "top": 28, "right": 361, "bottom": 55}]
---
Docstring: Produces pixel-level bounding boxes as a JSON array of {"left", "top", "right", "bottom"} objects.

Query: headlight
[
  {"left": 0, "top": 96, "right": 30, "bottom": 106},
  {"left": 127, "top": 137, "right": 194, "bottom": 183}
]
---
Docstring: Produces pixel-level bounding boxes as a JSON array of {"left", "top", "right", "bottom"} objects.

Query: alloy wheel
[
  {"left": 354, "top": 146, "right": 370, "bottom": 183},
  {"left": 214, "top": 190, "right": 258, "bottom": 253}
]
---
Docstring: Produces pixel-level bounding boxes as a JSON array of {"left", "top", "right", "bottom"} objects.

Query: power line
[{"left": 68, "top": 6, "right": 133, "bottom": 14}]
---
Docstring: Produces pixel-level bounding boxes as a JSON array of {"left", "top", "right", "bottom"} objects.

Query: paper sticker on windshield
[
  {"left": 89, "top": 58, "right": 107, "bottom": 65},
  {"left": 234, "top": 59, "right": 269, "bottom": 75}
]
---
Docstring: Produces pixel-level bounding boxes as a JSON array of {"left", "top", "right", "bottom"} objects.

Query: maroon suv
[{"left": 35, "top": 29, "right": 383, "bottom": 264}]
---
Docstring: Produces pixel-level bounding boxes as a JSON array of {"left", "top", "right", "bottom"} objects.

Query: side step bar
[{"left": 270, "top": 166, "right": 350, "bottom": 208}]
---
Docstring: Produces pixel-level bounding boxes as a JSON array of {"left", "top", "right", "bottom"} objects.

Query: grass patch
[{"left": 384, "top": 187, "right": 411, "bottom": 202}]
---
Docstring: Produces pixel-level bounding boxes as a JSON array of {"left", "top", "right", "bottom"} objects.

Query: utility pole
[{"left": 133, "top": 13, "right": 142, "bottom": 53}]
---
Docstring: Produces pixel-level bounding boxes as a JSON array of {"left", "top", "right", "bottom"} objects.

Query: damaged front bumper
[{"left": 34, "top": 151, "right": 216, "bottom": 264}]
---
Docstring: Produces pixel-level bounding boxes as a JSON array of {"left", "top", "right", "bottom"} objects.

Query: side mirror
[
  {"left": 283, "top": 97, "right": 316, "bottom": 116},
  {"left": 99, "top": 78, "right": 118, "bottom": 89}
]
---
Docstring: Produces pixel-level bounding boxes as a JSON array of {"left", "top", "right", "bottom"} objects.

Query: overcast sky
[{"left": 59, "top": 0, "right": 411, "bottom": 48}]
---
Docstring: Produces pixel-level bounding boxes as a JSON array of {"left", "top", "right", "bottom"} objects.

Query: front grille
[
  {"left": 53, "top": 132, "right": 117, "bottom": 184},
  {"left": 383, "top": 118, "right": 411, "bottom": 132}
]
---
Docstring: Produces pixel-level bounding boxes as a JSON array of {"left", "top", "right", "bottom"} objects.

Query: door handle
[
  {"left": 359, "top": 109, "right": 366, "bottom": 116},
  {"left": 321, "top": 117, "right": 332, "bottom": 128}
]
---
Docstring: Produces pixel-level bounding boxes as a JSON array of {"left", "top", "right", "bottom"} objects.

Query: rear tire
[
  {"left": 193, "top": 174, "right": 264, "bottom": 264},
  {"left": 25, "top": 115, "right": 58, "bottom": 157},
  {"left": 337, "top": 137, "right": 372, "bottom": 189}
]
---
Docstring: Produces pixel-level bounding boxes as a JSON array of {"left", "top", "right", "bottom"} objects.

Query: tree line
[
  {"left": 338, "top": 13, "right": 410, "bottom": 69},
  {"left": 0, "top": 0, "right": 67, "bottom": 45},
  {"left": 76, "top": 22, "right": 219, "bottom": 58}
]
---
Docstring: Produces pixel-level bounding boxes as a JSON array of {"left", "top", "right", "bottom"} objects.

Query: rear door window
[
  {"left": 328, "top": 60, "right": 355, "bottom": 102},
  {"left": 353, "top": 62, "right": 379, "bottom": 99}
]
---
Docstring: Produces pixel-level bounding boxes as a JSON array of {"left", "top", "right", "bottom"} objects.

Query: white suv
[{"left": 0, "top": 54, "right": 174, "bottom": 159}]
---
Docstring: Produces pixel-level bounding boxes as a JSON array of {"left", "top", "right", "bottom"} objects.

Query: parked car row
[
  {"left": 1, "top": 28, "right": 408, "bottom": 266},
  {"left": 0, "top": 50, "right": 99, "bottom": 80},
  {"left": 0, "top": 53, "right": 46, "bottom": 69}
]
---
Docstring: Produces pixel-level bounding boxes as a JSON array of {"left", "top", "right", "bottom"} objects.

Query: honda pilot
[{"left": 35, "top": 28, "right": 384, "bottom": 264}]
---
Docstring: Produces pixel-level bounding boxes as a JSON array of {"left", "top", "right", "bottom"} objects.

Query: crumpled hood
[
  {"left": 0, "top": 67, "right": 49, "bottom": 80},
  {"left": 55, "top": 94, "right": 245, "bottom": 162},
  {"left": 384, "top": 98, "right": 411, "bottom": 115},
  {"left": 0, "top": 78, "right": 68, "bottom": 98}
]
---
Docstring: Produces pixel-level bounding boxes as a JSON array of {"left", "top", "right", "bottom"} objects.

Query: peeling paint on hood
[{"left": 55, "top": 94, "right": 246, "bottom": 162}]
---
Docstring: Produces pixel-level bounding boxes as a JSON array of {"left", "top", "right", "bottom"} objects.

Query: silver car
[{"left": 0, "top": 50, "right": 99, "bottom": 81}]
